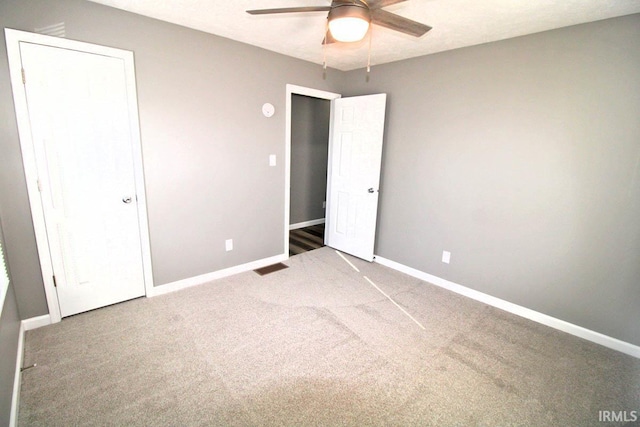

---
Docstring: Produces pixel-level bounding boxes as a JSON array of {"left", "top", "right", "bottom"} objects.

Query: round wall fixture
[{"left": 262, "top": 103, "right": 275, "bottom": 118}]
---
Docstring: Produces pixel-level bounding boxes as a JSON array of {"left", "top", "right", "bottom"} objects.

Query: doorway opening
[
  {"left": 285, "top": 86, "right": 386, "bottom": 262},
  {"left": 289, "top": 93, "right": 331, "bottom": 256},
  {"left": 285, "top": 85, "right": 341, "bottom": 257}
]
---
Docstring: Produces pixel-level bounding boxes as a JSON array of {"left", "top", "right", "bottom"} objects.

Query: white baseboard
[
  {"left": 11, "top": 313, "right": 52, "bottom": 425},
  {"left": 290, "top": 218, "right": 325, "bottom": 230},
  {"left": 9, "top": 322, "right": 25, "bottom": 427},
  {"left": 148, "top": 253, "right": 288, "bottom": 297},
  {"left": 11, "top": 314, "right": 52, "bottom": 425},
  {"left": 22, "top": 314, "right": 51, "bottom": 331},
  {"left": 374, "top": 255, "right": 640, "bottom": 359}
]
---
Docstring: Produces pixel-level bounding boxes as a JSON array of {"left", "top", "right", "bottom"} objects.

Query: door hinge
[
  {"left": 37, "top": 179, "right": 42, "bottom": 192},
  {"left": 21, "top": 68, "right": 26, "bottom": 84},
  {"left": 52, "top": 275, "right": 57, "bottom": 287}
]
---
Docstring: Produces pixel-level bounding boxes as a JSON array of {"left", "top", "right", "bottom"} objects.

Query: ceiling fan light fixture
[{"left": 328, "top": 4, "right": 371, "bottom": 43}]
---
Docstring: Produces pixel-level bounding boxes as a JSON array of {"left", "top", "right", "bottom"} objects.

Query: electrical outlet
[
  {"left": 442, "top": 251, "right": 451, "bottom": 264},
  {"left": 225, "top": 239, "right": 233, "bottom": 252}
]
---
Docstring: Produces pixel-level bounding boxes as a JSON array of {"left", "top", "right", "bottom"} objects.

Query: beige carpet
[{"left": 19, "top": 247, "right": 640, "bottom": 426}]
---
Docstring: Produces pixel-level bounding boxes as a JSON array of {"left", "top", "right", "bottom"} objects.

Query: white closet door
[{"left": 20, "top": 41, "right": 146, "bottom": 317}]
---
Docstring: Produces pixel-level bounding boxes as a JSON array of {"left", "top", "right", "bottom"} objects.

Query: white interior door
[
  {"left": 325, "top": 93, "right": 387, "bottom": 261},
  {"left": 19, "top": 41, "right": 146, "bottom": 317}
]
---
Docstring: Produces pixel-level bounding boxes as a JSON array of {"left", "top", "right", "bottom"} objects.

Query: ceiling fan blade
[
  {"left": 371, "top": 9, "right": 432, "bottom": 37},
  {"left": 246, "top": 6, "right": 331, "bottom": 15},
  {"left": 366, "top": 0, "right": 408, "bottom": 10}
]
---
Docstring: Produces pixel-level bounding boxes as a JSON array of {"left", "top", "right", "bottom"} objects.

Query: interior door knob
[
  {"left": 122, "top": 197, "right": 132, "bottom": 204},
  {"left": 368, "top": 188, "right": 375, "bottom": 193}
]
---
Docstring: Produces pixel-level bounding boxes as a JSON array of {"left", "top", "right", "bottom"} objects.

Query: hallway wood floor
[{"left": 289, "top": 223, "right": 325, "bottom": 256}]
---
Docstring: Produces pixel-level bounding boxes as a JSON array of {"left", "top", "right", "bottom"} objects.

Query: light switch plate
[{"left": 269, "top": 154, "right": 276, "bottom": 166}]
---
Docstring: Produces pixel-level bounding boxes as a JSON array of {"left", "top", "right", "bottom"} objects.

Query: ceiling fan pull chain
[
  {"left": 322, "top": 54, "right": 327, "bottom": 79},
  {"left": 323, "top": 19, "right": 329, "bottom": 78},
  {"left": 323, "top": 43, "right": 327, "bottom": 71},
  {"left": 367, "top": 24, "right": 373, "bottom": 76}
]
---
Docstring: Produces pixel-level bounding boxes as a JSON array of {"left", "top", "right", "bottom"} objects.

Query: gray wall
[
  {"left": 0, "top": 284, "right": 20, "bottom": 427},
  {"left": 0, "top": 0, "right": 346, "bottom": 318},
  {"left": 290, "top": 95, "right": 331, "bottom": 225},
  {"left": 341, "top": 15, "right": 640, "bottom": 346},
  {"left": 0, "top": 221, "right": 21, "bottom": 427}
]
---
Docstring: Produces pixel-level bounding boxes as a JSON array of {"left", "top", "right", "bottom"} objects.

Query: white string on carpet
[{"left": 335, "top": 250, "right": 425, "bottom": 330}]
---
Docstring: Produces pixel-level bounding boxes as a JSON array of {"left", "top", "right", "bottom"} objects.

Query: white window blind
[{"left": 0, "top": 238, "right": 9, "bottom": 316}]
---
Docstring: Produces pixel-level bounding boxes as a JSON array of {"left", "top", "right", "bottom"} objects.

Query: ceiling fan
[{"left": 246, "top": 0, "right": 432, "bottom": 44}]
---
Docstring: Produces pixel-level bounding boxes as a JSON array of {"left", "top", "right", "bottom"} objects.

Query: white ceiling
[{"left": 88, "top": 0, "right": 640, "bottom": 71}]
